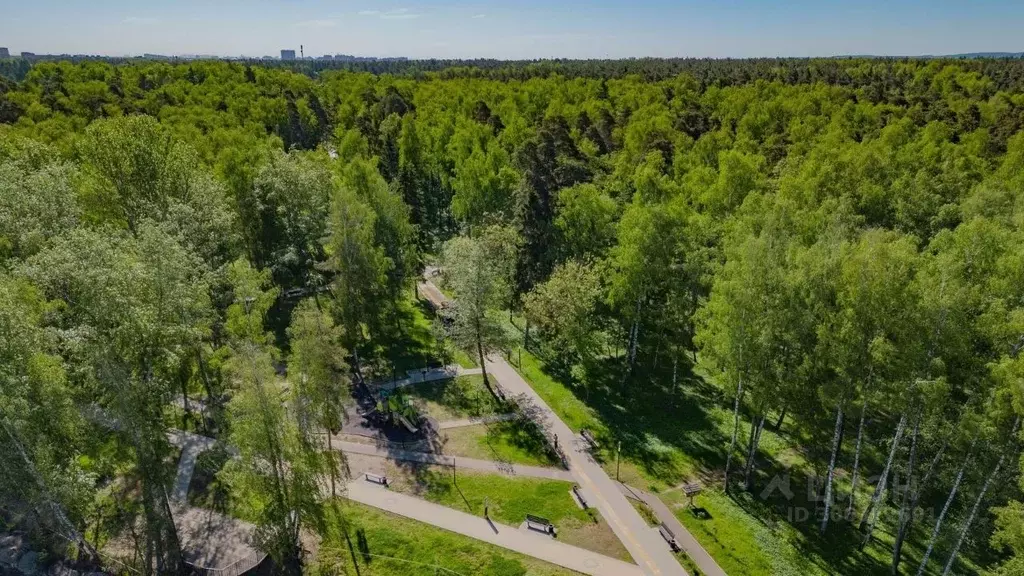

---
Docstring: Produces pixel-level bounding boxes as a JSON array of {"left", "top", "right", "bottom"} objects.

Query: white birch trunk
[
  {"left": 744, "top": 413, "right": 766, "bottom": 490},
  {"left": 847, "top": 398, "right": 868, "bottom": 520},
  {"left": 915, "top": 438, "right": 978, "bottom": 576},
  {"left": 820, "top": 406, "right": 845, "bottom": 534},
  {"left": 859, "top": 412, "right": 907, "bottom": 543},
  {"left": 724, "top": 374, "right": 744, "bottom": 492},
  {"left": 892, "top": 414, "right": 920, "bottom": 572},
  {"left": 624, "top": 294, "right": 643, "bottom": 376},
  {"left": 940, "top": 417, "right": 1019, "bottom": 576},
  {"left": 672, "top": 354, "right": 679, "bottom": 395}
]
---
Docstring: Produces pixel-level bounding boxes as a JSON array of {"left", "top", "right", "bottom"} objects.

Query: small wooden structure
[
  {"left": 397, "top": 414, "right": 419, "bottom": 434},
  {"left": 682, "top": 482, "right": 703, "bottom": 508}
]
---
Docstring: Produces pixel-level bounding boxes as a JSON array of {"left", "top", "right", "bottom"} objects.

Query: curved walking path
[
  {"left": 346, "top": 480, "right": 644, "bottom": 576},
  {"left": 165, "top": 429, "right": 265, "bottom": 575},
  {"left": 416, "top": 274, "right": 448, "bottom": 311},
  {"left": 330, "top": 437, "right": 575, "bottom": 481}
]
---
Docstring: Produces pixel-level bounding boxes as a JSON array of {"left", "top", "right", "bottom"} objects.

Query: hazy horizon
[{"left": 1, "top": 0, "right": 1023, "bottom": 60}]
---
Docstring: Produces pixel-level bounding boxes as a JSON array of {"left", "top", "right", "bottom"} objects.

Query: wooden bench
[
  {"left": 580, "top": 428, "right": 600, "bottom": 450},
  {"left": 683, "top": 482, "right": 703, "bottom": 507},
  {"left": 572, "top": 485, "right": 589, "bottom": 510},
  {"left": 525, "top": 514, "right": 556, "bottom": 535},
  {"left": 365, "top": 473, "right": 389, "bottom": 486},
  {"left": 659, "top": 523, "right": 681, "bottom": 552}
]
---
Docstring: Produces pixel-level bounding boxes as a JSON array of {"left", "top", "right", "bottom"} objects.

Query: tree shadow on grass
[
  {"left": 405, "top": 376, "right": 499, "bottom": 420},
  {"left": 721, "top": 451, "right": 916, "bottom": 576},
  {"left": 482, "top": 417, "right": 560, "bottom": 468},
  {"left": 361, "top": 296, "right": 443, "bottom": 378},
  {"left": 556, "top": 353, "right": 727, "bottom": 485},
  {"left": 527, "top": 348, "right": 917, "bottom": 576},
  {"left": 396, "top": 463, "right": 477, "bottom": 517}
]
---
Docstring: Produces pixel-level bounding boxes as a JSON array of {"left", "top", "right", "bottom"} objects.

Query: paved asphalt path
[
  {"left": 486, "top": 355, "right": 690, "bottom": 576},
  {"left": 347, "top": 480, "right": 645, "bottom": 576},
  {"left": 617, "top": 483, "right": 726, "bottom": 576},
  {"left": 167, "top": 429, "right": 217, "bottom": 503},
  {"left": 419, "top": 272, "right": 690, "bottom": 576}
]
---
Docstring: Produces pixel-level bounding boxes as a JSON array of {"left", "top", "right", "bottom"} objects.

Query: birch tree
[
  {"left": 26, "top": 224, "right": 212, "bottom": 575},
  {"left": 0, "top": 274, "right": 97, "bottom": 562},
  {"left": 326, "top": 185, "right": 388, "bottom": 372},
  {"left": 287, "top": 298, "right": 350, "bottom": 498},
  {"left": 224, "top": 345, "right": 322, "bottom": 576},
  {"left": 823, "top": 229, "right": 921, "bottom": 534},
  {"left": 440, "top": 225, "right": 517, "bottom": 393}
]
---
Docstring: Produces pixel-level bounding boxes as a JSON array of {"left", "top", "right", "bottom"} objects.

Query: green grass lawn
[
  {"left": 512, "top": 350, "right": 602, "bottom": 433},
  {"left": 318, "top": 500, "right": 584, "bottom": 576},
  {"left": 366, "top": 292, "right": 442, "bottom": 376},
  {"left": 505, "top": 343, "right": 977, "bottom": 576},
  {"left": 405, "top": 375, "right": 501, "bottom": 421},
  {"left": 451, "top": 346, "right": 478, "bottom": 369},
  {"left": 186, "top": 449, "right": 584, "bottom": 575},
  {"left": 361, "top": 288, "right": 478, "bottom": 375},
  {"left": 442, "top": 421, "right": 561, "bottom": 467},
  {"left": 384, "top": 465, "right": 631, "bottom": 562}
]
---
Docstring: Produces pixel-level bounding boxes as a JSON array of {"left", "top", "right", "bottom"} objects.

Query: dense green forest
[{"left": 3, "top": 56, "right": 1024, "bottom": 575}]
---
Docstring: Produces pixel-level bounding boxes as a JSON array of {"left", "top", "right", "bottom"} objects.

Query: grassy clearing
[
  {"left": 451, "top": 346, "right": 478, "bottom": 369},
  {"left": 162, "top": 403, "right": 204, "bottom": 433},
  {"left": 512, "top": 349, "right": 601, "bottom": 433},
  {"left": 186, "top": 445, "right": 234, "bottom": 512},
  {"left": 317, "top": 501, "right": 584, "bottom": 576},
  {"left": 363, "top": 288, "right": 478, "bottom": 375},
  {"left": 383, "top": 465, "right": 631, "bottom": 562},
  {"left": 441, "top": 421, "right": 561, "bottom": 467},
  {"left": 365, "top": 293, "right": 441, "bottom": 376},
  {"left": 505, "top": 343, "right": 974, "bottom": 576},
  {"left": 186, "top": 450, "right": 583, "bottom": 575},
  {"left": 405, "top": 375, "right": 500, "bottom": 421}
]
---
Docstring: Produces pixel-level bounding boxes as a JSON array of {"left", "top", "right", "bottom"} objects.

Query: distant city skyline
[{"left": 1, "top": 0, "right": 1023, "bottom": 60}]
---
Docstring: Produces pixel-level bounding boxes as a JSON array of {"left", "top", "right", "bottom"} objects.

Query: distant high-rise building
[
  {"left": 20, "top": 52, "right": 35, "bottom": 59},
  {"left": 0, "top": 47, "right": 9, "bottom": 58},
  {"left": 281, "top": 49, "right": 296, "bottom": 60}
]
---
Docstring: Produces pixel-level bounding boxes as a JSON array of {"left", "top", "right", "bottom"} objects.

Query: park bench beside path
[
  {"left": 617, "top": 483, "right": 726, "bottom": 576},
  {"left": 418, "top": 271, "right": 690, "bottom": 576},
  {"left": 346, "top": 480, "right": 645, "bottom": 576},
  {"left": 483, "top": 355, "right": 690, "bottom": 576}
]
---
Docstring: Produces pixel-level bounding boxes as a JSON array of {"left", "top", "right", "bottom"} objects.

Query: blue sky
[{"left": 1, "top": 0, "right": 1022, "bottom": 59}]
